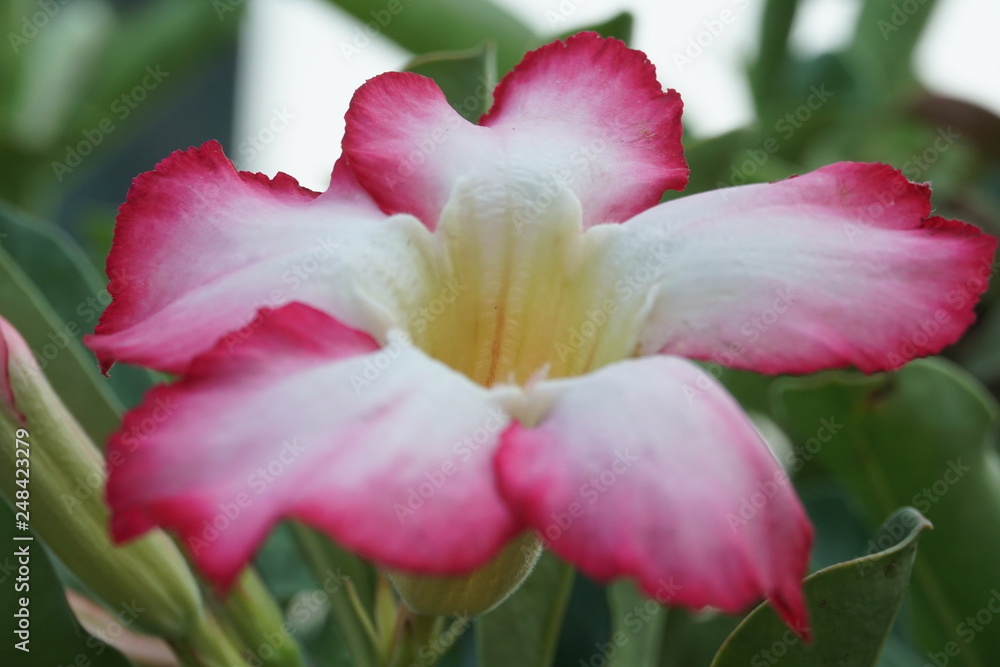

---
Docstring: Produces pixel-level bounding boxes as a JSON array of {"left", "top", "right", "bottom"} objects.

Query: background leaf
[
  {"left": 606, "top": 581, "right": 666, "bottom": 667},
  {"left": 712, "top": 507, "right": 931, "bottom": 666},
  {"left": 477, "top": 552, "right": 573, "bottom": 667},
  {"left": 0, "top": 500, "right": 133, "bottom": 666},
  {"left": 554, "top": 11, "right": 633, "bottom": 43},
  {"left": 0, "top": 202, "right": 154, "bottom": 445},
  {"left": 406, "top": 45, "right": 496, "bottom": 122},
  {"left": 325, "top": 0, "right": 536, "bottom": 74},
  {"left": 772, "top": 359, "right": 1000, "bottom": 664}
]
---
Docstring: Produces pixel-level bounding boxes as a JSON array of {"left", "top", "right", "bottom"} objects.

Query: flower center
[{"left": 410, "top": 177, "right": 653, "bottom": 387}]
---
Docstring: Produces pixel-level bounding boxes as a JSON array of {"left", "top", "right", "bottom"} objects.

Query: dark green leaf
[
  {"left": 8, "top": 0, "right": 114, "bottom": 153},
  {"left": 771, "top": 359, "right": 1000, "bottom": 663},
  {"left": 554, "top": 11, "right": 633, "bottom": 44},
  {"left": 406, "top": 44, "right": 496, "bottom": 121},
  {"left": 954, "top": 304, "right": 1000, "bottom": 385},
  {"left": 477, "top": 552, "right": 574, "bottom": 667},
  {"left": 58, "top": 0, "right": 239, "bottom": 161},
  {"left": 0, "top": 243, "right": 125, "bottom": 446},
  {"left": 606, "top": 581, "right": 666, "bottom": 667},
  {"left": 0, "top": 201, "right": 154, "bottom": 439},
  {"left": 292, "top": 524, "right": 379, "bottom": 667},
  {"left": 712, "top": 507, "right": 931, "bottom": 666},
  {"left": 0, "top": 499, "right": 133, "bottom": 666},
  {"left": 326, "top": 0, "right": 536, "bottom": 74},
  {"left": 748, "top": 0, "right": 800, "bottom": 107},
  {"left": 845, "top": 0, "right": 938, "bottom": 94},
  {"left": 658, "top": 610, "right": 741, "bottom": 667}
]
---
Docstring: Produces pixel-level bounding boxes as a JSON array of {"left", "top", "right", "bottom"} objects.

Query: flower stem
[
  {"left": 386, "top": 610, "right": 442, "bottom": 667},
  {"left": 218, "top": 569, "right": 304, "bottom": 666},
  {"left": 170, "top": 612, "right": 249, "bottom": 667},
  {"left": 291, "top": 524, "right": 380, "bottom": 667}
]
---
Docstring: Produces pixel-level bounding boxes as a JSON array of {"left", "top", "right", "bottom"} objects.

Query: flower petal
[
  {"left": 482, "top": 32, "right": 689, "bottom": 224},
  {"left": 496, "top": 356, "right": 811, "bottom": 632},
  {"left": 107, "top": 303, "right": 521, "bottom": 588},
  {"left": 86, "top": 141, "right": 437, "bottom": 374},
  {"left": 341, "top": 33, "right": 687, "bottom": 229},
  {"left": 587, "top": 162, "right": 997, "bottom": 374}
]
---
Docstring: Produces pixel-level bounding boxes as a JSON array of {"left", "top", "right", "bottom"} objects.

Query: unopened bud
[
  {"left": 0, "top": 316, "right": 204, "bottom": 640},
  {"left": 389, "top": 532, "right": 542, "bottom": 616}
]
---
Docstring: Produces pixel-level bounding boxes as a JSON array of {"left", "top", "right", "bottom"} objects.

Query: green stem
[
  {"left": 171, "top": 612, "right": 249, "bottom": 667},
  {"left": 291, "top": 524, "right": 380, "bottom": 667},
  {"left": 536, "top": 563, "right": 574, "bottom": 667},
  {"left": 388, "top": 612, "right": 442, "bottom": 667},
  {"left": 218, "top": 569, "right": 304, "bottom": 666}
]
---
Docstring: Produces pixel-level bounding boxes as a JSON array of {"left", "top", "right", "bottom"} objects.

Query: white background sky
[{"left": 234, "top": 0, "right": 1000, "bottom": 191}]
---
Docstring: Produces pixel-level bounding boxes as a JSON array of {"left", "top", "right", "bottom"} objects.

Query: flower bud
[
  {"left": 389, "top": 532, "right": 542, "bottom": 616},
  {"left": 0, "top": 316, "right": 204, "bottom": 640}
]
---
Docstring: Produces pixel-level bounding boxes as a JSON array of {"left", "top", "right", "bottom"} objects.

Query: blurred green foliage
[{"left": 1, "top": 0, "right": 998, "bottom": 664}]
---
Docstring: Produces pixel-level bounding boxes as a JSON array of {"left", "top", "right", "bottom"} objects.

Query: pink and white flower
[{"left": 86, "top": 33, "right": 995, "bottom": 633}]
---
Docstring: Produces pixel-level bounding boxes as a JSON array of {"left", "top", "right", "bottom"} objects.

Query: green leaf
[
  {"left": 0, "top": 243, "right": 126, "bottom": 446},
  {"left": 845, "top": 0, "right": 938, "bottom": 94},
  {"left": 771, "top": 358, "right": 1000, "bottom": 664},
  {"left": 0, "top": 500, "right": 133, "bottom": 666},
  {"left": 406, "top": 44, "right": 496, "bottom": 121},
  {"left": 953, "top": 304, "right": 1000, "bottom": 384},
  {"left": 554, "top": 11, "right": 633, "bottom": 43},
  {"left": 0, "top": 202, "right": 154, "bottom": 437},
  {"left": 748, "top": 0, "right": 800, "bottom": 107},
  {"left": 607, "top": 581, "right": 666, "bottom": 667},
  {"left": 0, "top": 0, "right": 38, "bottom": 128},
  {"left": 57, "top": 0, "right": 240, "bottom": 162},
  {"left": 292, "top": 524, "right": 379, "bottom": 667},
  {"left": 712, "top": 507, "right": 931, "bottom": 666},
  {"left": 476, "top": 552, "right": 574, "bottom": 667},
  {"left": 9, "top": 0, "right": 115, "bottom": 153},
  {"left": 326, "top": 0, "right": 536, "bottom": 74}
]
